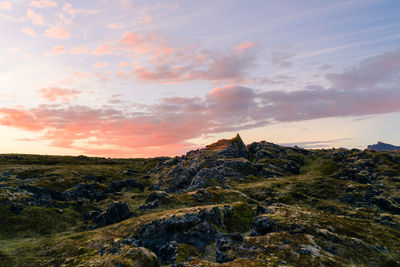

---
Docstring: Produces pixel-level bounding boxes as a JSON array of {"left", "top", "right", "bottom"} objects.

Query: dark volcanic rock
[
  {"left": 159, "top": 241, "right": 178, "bottom": 264},
  {"left": 93, "top": 201, "right": 132, "bottom": 227},
  {"left": 139, "top": 191, "right": 169, "bottom": 210},
  {"left": 215, "top": 233, "right": 244, "bottom": 263},
  {"left": 371, "top": 197, "right": 400, "bottom": 214},
  {"left": 64, "top": 183, "right": 107, "bottom": 201},
  {"left": 250, "top": 216, "right": 277, "bottom": 236},
  {"left": 255, "top": 205, "right": 270, "bottom": 215},
  {"left": 135, "top": 209, "right": 222, "bottom": 264},
  {"left": 108, "top": 179, "right": 144, "bottom": 193},
  {"left": 187, "top": 167, "right": 227, "bottom": 191},
  {"left": 20, "top": 185, "right": 66, "bottom": 201},
  {"left": 10, "top": 203, "right": 23, "bottom": 214},
  {"left": 83, "top": 207, "right": 103, "bottom": 221},
  {"left": 146, "top": 191, "right": 168, "bottom": 203}
]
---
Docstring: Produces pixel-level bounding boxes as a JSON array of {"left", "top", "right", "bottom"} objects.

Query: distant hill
[{"left": 367, "top": 141, "right": 400, "bottom": 151}]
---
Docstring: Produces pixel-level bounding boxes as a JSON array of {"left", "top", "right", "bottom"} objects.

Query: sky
[{"left": 0, "top": 0, "right": 400, "bottom": 158}]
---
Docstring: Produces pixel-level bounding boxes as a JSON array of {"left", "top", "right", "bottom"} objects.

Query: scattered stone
[
  {"left": 10, "top": 203, "right": 23, "bottom": 214},
  {"left": 250, "top": 216, "right": 277, "bottom": 236},
  {"left": 108, "top": 179, "right": 145, "bottom": 193},
  {"left": 64, "top": 183, "right": 107, "bottom": 201},
  {"left": 93, "top": 202, "right": 132, "bottom": 227}
]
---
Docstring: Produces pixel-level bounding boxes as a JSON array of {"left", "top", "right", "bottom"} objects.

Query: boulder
[
  {"left": 135, "top": 209, "right": 222, "bottom": 264},
  {"left": 64, "top": 183, "right": 107, "bottom": 201},
  {"left": 93, "top": 201, "right": 132, "bottom": 227},
  {"left": 215, "top": 233, "right": 244, "bottom": 263},
  {"left": 108, "top": 179, "right": 145, "bottom": 193},
  {"left": 250, "top": 216, "right": 277, "bottom": 236}
]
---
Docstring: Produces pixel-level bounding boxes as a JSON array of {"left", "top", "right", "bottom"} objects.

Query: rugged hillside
[
  {"left": 368, "top": 141, "right": 400, "bottom": 152},
  {"left": 0, "top": 135, "right": 400, "bottom": 266}
]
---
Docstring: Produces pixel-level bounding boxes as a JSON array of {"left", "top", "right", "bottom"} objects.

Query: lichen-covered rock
[
  {"left": 108, "top": 179, "right": 144, "bottom": 193},
  {"left": 133, "top": 206, "right": 241, "bottom": 264},
  {"left": 139, "top": 191, "right": 169, "bottom": 210},
  {"left": 215, "top": 233, "right": 244, "bottom": 263},
  {"left": 83, "top": 245, "right": 160, "bottom": 267},
  {"left": 64, "top": 183, "right": 107, "bottom": 201},
  {"left": 250, "top": 216, "right": 277, "bottom": 236},
  {"left": 93, "top": 201, "right": 132, "bottom": 227},
  {"left": 135, "top": 212, "right": 219, "bottom": 264}
]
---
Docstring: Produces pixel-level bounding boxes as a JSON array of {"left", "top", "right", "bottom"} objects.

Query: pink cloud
[
  {"left": 120, "top": 0, "right": 132, "bottom": 9},
  {"left": 0, "top": 104, "right": 203, "bottom": 157},
  {"left": 70, "top": 45, "right": 88, "bottom": 54},
  {"left": 45, "top": 26, "right": 70, "bottom": 39},
  {"left": 132, "top": 47, "right": 256, "bottom": 84},
  {"left": 119, "top": 61, "right": 129, "bottom": 68},
  {"left": 93, "top": 62, "right": 108, "bottom": 69},
  {"left": 108, "top": 22, "right": 125, "bottom": 30},
  {"left": 29, "top": 0, "right": 57, "bottom": 8},
  {"left": 72, "top": 72, "right": 87, "bottom": 78},
  {"left": 50, "top": 45, "right": 66, "bottom": 55},
  {"left": 37, "top": 87, "right": 81, "bottom": 102},
  {"left": 21, "top": 27, "right": 37, "bottom": 37},
  {"left": 92, "top": 44, "right": 114, "bottom": 55},
  {"left": 234, "top": 42, "right": 257, "bottom": 52},
  {"left": 92, "top": 31, "right": 176, "bottom": 60},
  {"left": 27, "top": 9, "right": 44, "bottom": 25},
  {"left": 92, "top": 31, "right": 258, "bottom": 84},
  {"left": 0, "top": 1, "right": 11, "bottom": 11},
  {"left": 62, "top": 3, "right": 101, "bottom": 17}
]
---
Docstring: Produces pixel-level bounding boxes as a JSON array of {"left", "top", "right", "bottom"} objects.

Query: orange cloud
[
  {"left": 27, "top": 9, "right": 44, "bottom": 25},
  {"left": 50, "top": 45, "right": 66, "bottom": 55},
  {"left": 119, "top": 61, "right": 129, "bottom": 68},
  {"left": 93, "top": 62, "right": 108, "bottom": 69},
  {"left": 45, "top": 26, "right": 70, "bottom": 39},
  {"left": 0, "top": 1, "right": 11, "bottom": 11},
  {"left": 29, "top": 0, "right": 57, "bottom": 8},
  {"left": 108, "top": 22, "right": 125, "bottom": 30},
  {"left": 92, "top": 44, "right": 113, "bottom": 55},
  {"left": 37, "top": 87, "right": 81, "bottom": 102},
  {"left": 21, "top": 27, "right": 37, "bottom": 37},
  {"left": 72, "top": 72, "right": 87, "bottom": 78},
  {"left": 70, "top": 45, "right": 88, "bottom": 54}
]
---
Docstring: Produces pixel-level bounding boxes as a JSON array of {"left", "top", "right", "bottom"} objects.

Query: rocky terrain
[{"left": 0, "top": 134, "right": 399, "bottom": 266}]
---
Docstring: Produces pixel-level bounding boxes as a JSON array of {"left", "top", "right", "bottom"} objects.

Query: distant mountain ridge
[{"left": 367, "top": 141, "right": 400, "bottom": 151}]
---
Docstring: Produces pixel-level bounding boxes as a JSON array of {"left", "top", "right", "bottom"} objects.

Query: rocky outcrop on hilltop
[{"left": 152, "top": 134, "right": 307, "bottom": 193}]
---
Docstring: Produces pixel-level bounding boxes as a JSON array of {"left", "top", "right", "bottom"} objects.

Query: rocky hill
[
  {"left": 0, "top": 134, "right": 399, "bottom": 266},
  {"left": 368, "top": 141, "right": 400, "bottom": 152}
]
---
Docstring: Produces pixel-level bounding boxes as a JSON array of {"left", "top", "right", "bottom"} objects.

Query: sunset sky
[{"left": 1, "top": 0, "right": 400, "bottom": 157}]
